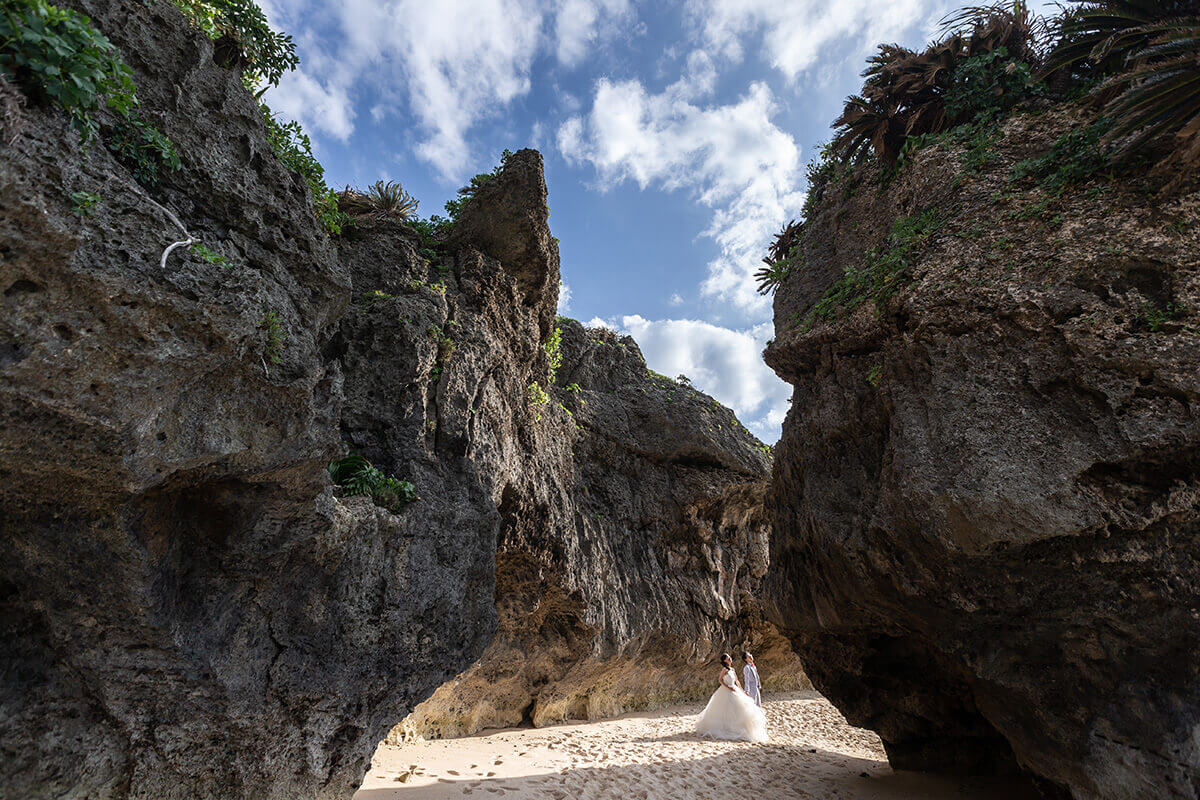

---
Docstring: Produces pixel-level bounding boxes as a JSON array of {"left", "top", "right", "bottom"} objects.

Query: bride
[{"left": 695, "top": 653, "right": 768, "bottom": 742}]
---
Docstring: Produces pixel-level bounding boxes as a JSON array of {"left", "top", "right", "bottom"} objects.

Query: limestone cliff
[
  {"left": 0, "top": 2, "right": 801, "bottom": 798},
  {"left": 391, "top": 322, "right": 807, "bottom": 740},
  {"left": 764, "top": 100, "right": 1200, "bottom": 799}
]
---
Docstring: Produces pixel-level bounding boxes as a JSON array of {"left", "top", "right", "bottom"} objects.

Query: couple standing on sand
[{"left": 695, "top": 652, "right": 768, "bottom": 743}]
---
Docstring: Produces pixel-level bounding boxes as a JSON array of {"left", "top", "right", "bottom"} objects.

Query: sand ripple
[{"left": 355, "top": 691, "right": 1041, "bottom": 800}]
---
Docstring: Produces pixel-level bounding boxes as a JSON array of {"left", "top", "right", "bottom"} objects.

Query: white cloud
[
  {"left": 671, "top": 49, "right": 718, "bottom": 99},
  {"left": 669, "top": 293, "right": 684, "bottom": 306},
  {"left": 554, "top": 0, "right": 632, "bottom": 66},
  {"left": 353, "top": 0, "right": 543, "bottom": 179},
  {"left": 265, "top": 0, "right": 638, "bottom": 181},
  {"left": 690, "top": 0, "right": 950, "bottom": 81},
  {"left": 558, "top": 280, "right": 573, "bottom": 312},
  {"left": 597, "top": 315, "right": 789, "bottom": 442},
  {"left": 558, "top": 79, "right": 804, "bottom": 313},
  {"left": 269, "top": 68, "right": 356, "bottom": 140}
]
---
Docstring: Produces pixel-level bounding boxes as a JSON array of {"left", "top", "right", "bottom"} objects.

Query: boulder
[{"left": 764, "top": 103, "right": 1200, "bottom": 799}]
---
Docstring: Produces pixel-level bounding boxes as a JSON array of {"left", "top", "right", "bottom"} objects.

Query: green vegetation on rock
[
  {"left": 1, "top": 0, "right": 179, "bottom": 183},
  {"left": 328, "top": 452, "right": 417, "bottom": 511}
]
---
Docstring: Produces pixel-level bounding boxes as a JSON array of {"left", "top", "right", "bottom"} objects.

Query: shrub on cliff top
[
  {"left": 441, "top": 148, "right": 515, "bottom": 222},
  {"left": 831, "top": 2, "right": 1046, "bottom": 165},
  {"left": 338, "top": 180, "right": 419, "bottom": 221},
  {"left": 167, "top": 0, "right": 298, "bottom": 89}
]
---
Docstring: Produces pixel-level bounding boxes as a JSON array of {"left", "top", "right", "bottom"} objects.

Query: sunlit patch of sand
[{"left": 355, "top": 691, "right": 1043, "bottom": 800}]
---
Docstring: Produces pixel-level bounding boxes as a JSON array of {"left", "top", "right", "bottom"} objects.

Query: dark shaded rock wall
[
  {"left": 764, "top": 102, "right": 1200, "bottom": 800},
  {"left": 394, "top": 323, "right": 808, "bottom": 739},
  {"left": 0, "top": 3, "right": 801, "bottom": 797},
  {"left": 0, "top": 1, "right": 530, "bottom": 797}
]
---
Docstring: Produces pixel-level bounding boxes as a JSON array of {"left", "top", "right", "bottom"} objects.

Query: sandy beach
[{"left": 355, "top": 691, "right": 1042, "bottom": 799}]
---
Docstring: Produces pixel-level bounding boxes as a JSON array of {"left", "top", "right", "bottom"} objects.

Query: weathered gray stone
[
  {"left": 765, "top": 103, "right": 1200, "bottom": 799},
  {"left": 0, "top": 4, "right": 802, "bottom": 798}
]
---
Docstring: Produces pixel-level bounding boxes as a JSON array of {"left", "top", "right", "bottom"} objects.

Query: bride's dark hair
[{"left": 720, "top": 653, "right": 732, "bottom": 666}]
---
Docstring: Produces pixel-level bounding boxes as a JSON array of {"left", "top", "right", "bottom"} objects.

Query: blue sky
[{"left": 256, "top": 0, "right": 1041, "bottom": 441}]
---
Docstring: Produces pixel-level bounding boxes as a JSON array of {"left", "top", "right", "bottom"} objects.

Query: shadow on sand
[{"left": 355, "top": 739, "right": 1047, "bottom": 800}]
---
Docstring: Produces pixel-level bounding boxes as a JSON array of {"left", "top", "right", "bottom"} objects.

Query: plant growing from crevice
[
  {"left": 543, "top": 325, "right": 562, "bottom": 384},
  {"left": 527, "top": 381, "right": 550, "bottom": 420},
  {"left": 354, "top": 289, "right": 394, "bottom": 309},
  {"left": 1138, "top": 300, "right": 1180, "bottom": 332},
  {"left": 807, "top": 208, "right": 941, "bottom": 323},
  {"left": 69, "top": 190, "right": 99, "bottom": 216},
  {"left": 103, "top": 112, "right": 180, "bottom": 185},
  {"left": 189, "top": 242, "right": 231, "bottom": 267},
  {"left": 1010, "top": 119, "right": 1114, "bottom": 193},
  {"left": 327, "top": 452, "right": 417, "bottom": 510},
  {"left": 258, "top": 309, "right": 286, "bottom": 364}
]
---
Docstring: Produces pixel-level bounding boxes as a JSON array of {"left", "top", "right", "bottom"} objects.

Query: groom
[{"left": 742, "top": 652, "right": 761, "bottom": 707}]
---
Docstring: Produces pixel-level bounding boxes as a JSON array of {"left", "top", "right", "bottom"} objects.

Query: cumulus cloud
[
  {"left": 669, "top": 293, "right": 684, "bottom": 306},
  {"left": 265, "top": 0, "right": 635, "bottom": 180},
  {"left": 555, "top": 0, "right": 632, "bottom": 66},
  {"left": 339, "top": 0, "right": 544, "bottom": 179},
  {"left": 269, "top": 68, "right": 356, "bottom": 140},
  {"left": 690, "top": 0, "right": 951, "bottom": 81},
  {"left": 593, "top": 315, "right": 789, "bottom": 442},
  {"left": 558, "top": 79, "right": 804, "bottom": 313},
  {"left": 558, "top": 280, "right": 573, "bottom": 312}
]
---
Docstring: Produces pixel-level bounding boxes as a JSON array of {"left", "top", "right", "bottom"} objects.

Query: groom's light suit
[{"left": 743, "top": 663, "right": 761, "bottom": 706}]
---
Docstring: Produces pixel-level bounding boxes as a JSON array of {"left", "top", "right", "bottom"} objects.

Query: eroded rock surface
[
  {"left": 0, "top": 3, "right": 801, "bottom": 798},
  {"left": 764, "top": 103, "right": 1200, "bottom": 800},
  {"left": 393, "top": 323, "right": 807, "bottom": 740}
]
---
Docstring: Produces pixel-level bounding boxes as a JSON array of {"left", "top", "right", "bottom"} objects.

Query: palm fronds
[
  {"left": 1043, "top": 0, "right": 1199, "bottom": 168},
  {"left": 337, "top": 179, "right": 419, "bottom": 220},
  {"left": 943, "top": 1, "right": 1048, "bottom": 63},
  {"left": 1100, "top": 18, "right": 1200, "bottom": 167},
  {"left": 756, "top": 219, "right": 804, "bottom": 295},
  {"left": 1045, "top": 0, "right": 1198, "bottom": 76},
  {"left": 831, "top": 3, "right": 1045, "bottom": 163}
]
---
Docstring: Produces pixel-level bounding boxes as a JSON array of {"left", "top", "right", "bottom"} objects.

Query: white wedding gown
[{"left": 695, "top": 668, "right": 768, "bottom": 742}]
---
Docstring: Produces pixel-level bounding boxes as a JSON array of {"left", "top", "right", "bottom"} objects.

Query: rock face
[
  {"left": 0, "top": 3, "right": 801, "bottom": 798},
  {"left": 392, "top": 322, "right": 808, "bottom": 740},
  {"left": 764, "top": 102, "right": 1200, "bottom": 800}
]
